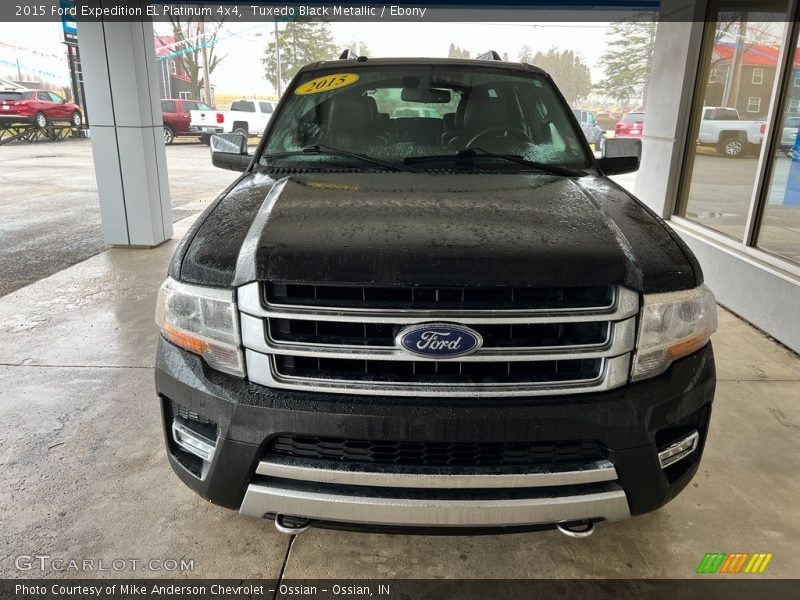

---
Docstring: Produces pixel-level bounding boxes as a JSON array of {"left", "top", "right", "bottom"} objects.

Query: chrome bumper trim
[
  {"left": 239, "top": 481, "right": 631, "bottom": 526},
  {"left": 256, "top": 459, "right": 618, "bottom": 488}
]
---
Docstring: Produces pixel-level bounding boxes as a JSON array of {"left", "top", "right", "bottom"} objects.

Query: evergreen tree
[
  {"left": 531, "top": 48, "right": 592, "bottom": 104},
  {"left": 263, "top": 22, "right": 338, "bottom": 92},
  {"left": 595, "top": 20, "right": 657, "bottom": 107}
]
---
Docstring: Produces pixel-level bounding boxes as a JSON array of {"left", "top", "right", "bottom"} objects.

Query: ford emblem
[{"left": 396, "top": 323, "right": 483, "bottom": 359}]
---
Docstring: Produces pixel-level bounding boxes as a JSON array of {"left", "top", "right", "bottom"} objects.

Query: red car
[
  {"left": 614, "top": 111, "right": 645, "bottom": 138},
  {"left": 161, "top": 98, "right": 213, "bottom": 145},
  {"left": 0, "top": 89, "right": 82, "bottom": 128}
]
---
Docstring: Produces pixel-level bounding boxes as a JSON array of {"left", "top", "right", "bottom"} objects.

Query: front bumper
[{"left": 155, "top": 338, "right": 715, "bottom": 532}]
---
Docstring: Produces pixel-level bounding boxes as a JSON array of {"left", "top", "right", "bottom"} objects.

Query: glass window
[
  {"left": 161, "top": 100, "right": 176, "bottom": 113},
  {"left": 758, "top": 31, "right": 800, "bottom": 264},
  {"left": 231, "top": 101, "right": 255, "bottom": 112},
  {"left": 752, "top": 68, "right": 764, "bottom": 85},
  {"left": 260, "top": 64, "right": 591, "bottom": 170},
  {"left": 196, "top": 102, "right": 212, "bottom": 111},
  {"left": 37, "top": 92, "right": 50, "bottom": 101},
  {"left": 259, "top": 102, "right": 273, "bottom": 113},
  {"left": 678, "top": 8, "right": 786, "bottom": 241}
]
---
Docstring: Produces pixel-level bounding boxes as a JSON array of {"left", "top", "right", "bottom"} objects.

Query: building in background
[{"left": 154, "top": 35, "right": 215, "bottom": 105}]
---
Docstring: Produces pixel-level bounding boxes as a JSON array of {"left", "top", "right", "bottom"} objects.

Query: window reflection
[
  {"left": 758, "top": 31, "right": 800, "bottom": 264},
  {"left": 680, "top": 11, "right": 786, "bottom": 240}
]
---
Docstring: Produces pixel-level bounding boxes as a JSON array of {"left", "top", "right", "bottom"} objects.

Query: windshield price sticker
[{"left": 295, "top": 73, "right": 359, "bottom": 95}]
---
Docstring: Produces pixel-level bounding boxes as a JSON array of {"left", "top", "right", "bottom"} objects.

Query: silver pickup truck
[{"left": 697, "top": 106, "right": 765, "bottom": 158}]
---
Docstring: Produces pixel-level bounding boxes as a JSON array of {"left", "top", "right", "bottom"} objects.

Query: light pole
[{"left": 274, "top": 21, "right": 282, "bottom": 96}]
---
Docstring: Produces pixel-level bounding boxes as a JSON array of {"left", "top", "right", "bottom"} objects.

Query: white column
[
  {"left": 78, "top": 17, "right": 172, "bottom": 246},
  {"left": 634, "top": 0, "right": 707, "bottom": 217}
]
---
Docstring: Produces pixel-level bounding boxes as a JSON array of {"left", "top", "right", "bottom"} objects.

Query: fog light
[
  {"left": 658, "top": 430, "right": 699, "bottom": 469},
  {"left": 172, "top": 418, "right": 217, "bottom": 463}
]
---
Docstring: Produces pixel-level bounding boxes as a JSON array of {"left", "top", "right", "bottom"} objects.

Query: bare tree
[{"left": 161, "top": 17, "right": 226, "bottom": 103}]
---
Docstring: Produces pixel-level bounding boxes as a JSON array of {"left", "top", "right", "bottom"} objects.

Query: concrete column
[
  {"left": 78, "top": 17, "right": 172, "bottom": 246},
  {"left": 634, "top": 0, "right": 707, "bottom": 217}
]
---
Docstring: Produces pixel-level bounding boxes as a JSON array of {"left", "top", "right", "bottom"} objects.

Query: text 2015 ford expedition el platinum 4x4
[{"left": 155, "top": 55, "right": 717, "bottom": 537}]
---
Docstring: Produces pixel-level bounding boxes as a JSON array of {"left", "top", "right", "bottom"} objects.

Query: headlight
[
  {"left": 155, "top": 278, "right": 245, "bottom": 377},
  {"left": 631, "top": 285, "right": 717, "bottom": 381}
]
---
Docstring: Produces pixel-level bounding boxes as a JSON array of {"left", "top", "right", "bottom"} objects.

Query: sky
[{"left": 0, "top": 21, "right": 611, "bottom": 97}]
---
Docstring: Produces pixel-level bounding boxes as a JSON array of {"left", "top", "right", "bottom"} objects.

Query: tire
[
  {"left": 163, "top": 125, "right": 175, "bottom": 145},
  {"left": 717, "top": 136, "right": 745, "bottom": 158},
  {"left": 199, "top": 134, "right": 211, "bottom": 146},
  {"left": 34, "top": 112, "right": 48, "bottom": 128},
  {"left": 70, "top": 111, "right": 82, "bottom": 127}
]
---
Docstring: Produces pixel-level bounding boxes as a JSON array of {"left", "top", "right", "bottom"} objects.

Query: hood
[{"left": 174, "top": 171, "right": 699, "bottom": 293}]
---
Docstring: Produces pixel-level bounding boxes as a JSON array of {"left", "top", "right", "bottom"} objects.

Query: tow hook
[
  {"left": 274, "top": 514, "right": 311, "bottom": 535},
  {"left": 556, "top": 519, "right": 596, "bottom": 538}
]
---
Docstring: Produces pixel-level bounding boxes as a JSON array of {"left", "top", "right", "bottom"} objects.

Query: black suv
[{"left": 155, "top": 55, "right": 717, "bottom": 537}]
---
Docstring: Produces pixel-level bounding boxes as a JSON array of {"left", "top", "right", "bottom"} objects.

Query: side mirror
[
  {"left": 210, "top": 133, "right": 250, "bottom": 171},
  {"left": 597, "top": 138, "right": 641, "bottom": 175}
]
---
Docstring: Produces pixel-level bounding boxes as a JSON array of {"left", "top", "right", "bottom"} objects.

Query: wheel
[
  {"left": 233, "top": 127, "right": 248, "bottom": 137},
  {"left": 717, "top": 136, "right": 745, "bottom": 158},
  {"left": 34, "top": 112, "right": 48, "bottom": 128},
  {"left": 70, "top": 111, "right": 82, "bottom": 127},
  {"left": 163, "top": 125, "right": 174, "bottom": 145}
]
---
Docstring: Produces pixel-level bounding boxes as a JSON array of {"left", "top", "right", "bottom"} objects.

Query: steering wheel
[{"left": 466, "top": 126, "right": 531, "bottom": 148}]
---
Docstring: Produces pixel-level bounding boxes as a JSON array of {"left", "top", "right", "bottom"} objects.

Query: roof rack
[{"left": 476, "top": 50, "right": 502, "bottom": 61}]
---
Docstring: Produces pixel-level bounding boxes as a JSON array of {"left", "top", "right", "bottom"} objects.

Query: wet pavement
[
  {"left": 0, "top": 139, "right": 238, "bottom": 298},
  {"left": 0, "top": 214, "right": 799, "bottom": 579}
]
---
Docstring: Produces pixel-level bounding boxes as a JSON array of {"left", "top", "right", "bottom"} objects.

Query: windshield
[{"left": 260, "top": 64, "right": 590, "bottom": 171}]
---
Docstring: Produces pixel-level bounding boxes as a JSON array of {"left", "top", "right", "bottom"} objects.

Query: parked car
[
  {"left": 161, "top": 99, "right": 214, "bottom": 145},
  {"left": 572, "top": 108, "right": 605, "bottom": 151},
  {"left": 779, "top": 114, "right": 800, "bottom": 155},
  {"left": 155, "top": 54, "right": 717, "bottom": 536},
  {"left": 189, "top": 98, "right": 275, "bottom": 139},
  {"left": 0, "top": 89, "right": 82, "bottom": 128},
  {"left": 614, "top": 112, "right": 645, "bottom": 139},
  {"left": 697, "top": 106, "right": 765, "bottom": 158}
]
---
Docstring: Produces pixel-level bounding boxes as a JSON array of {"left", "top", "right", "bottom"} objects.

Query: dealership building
[{"left": 73, "top": 0, "right": 799, "bottom": 353}]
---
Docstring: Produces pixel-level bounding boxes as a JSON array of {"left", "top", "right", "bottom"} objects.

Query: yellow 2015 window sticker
[{"left": 295, "top": 73, "right": 359, "bottom": 95}]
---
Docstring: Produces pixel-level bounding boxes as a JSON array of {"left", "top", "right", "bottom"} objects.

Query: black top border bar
[{"left": 4, "top": 0, "right": 797, "bottom": 23}]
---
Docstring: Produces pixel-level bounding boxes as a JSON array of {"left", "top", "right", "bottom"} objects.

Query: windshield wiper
[
  {"left": 264, "top": 144, "right": 412, "bottom": 173},
  {"left": 404, "top": 147, "right": 585, "bottom": 177}
]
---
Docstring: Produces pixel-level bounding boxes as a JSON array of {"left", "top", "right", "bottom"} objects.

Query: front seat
[
  {"left": 319, "top": 93, "right": 375, "bottom": 150},
  {"left": 450, "top": 92, "right": 516, "bottom": 149}
]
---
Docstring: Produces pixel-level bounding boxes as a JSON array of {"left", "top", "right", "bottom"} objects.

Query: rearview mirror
[
  {"left": 400, "top": 87, "right": 451, "bottom": 103},
  {"left": 597, "top": 138, "right": 641, "bottom": 175},
  {"left": 210, "top": 133, "right": 250, "bottom": 171}
]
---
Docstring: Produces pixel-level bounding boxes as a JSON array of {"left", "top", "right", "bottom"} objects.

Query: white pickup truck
[
  {"left": 697, "top": 106, "right": 765, "bottom": 158},
  {"left": 189, "top": 98, "right": 275, "bottom": 140}
]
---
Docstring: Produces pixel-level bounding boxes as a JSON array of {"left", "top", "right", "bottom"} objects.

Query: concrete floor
[
  {"left": 0, "top": 139, "right": 239, "bottom": 298},
  {"left": 0, "top": 213, "right": 799, "bottom": 579}
]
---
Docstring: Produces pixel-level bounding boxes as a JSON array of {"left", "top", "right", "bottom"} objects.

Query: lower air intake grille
[{"left": 265, "top": 435, "right": 606, "bottom": 467}]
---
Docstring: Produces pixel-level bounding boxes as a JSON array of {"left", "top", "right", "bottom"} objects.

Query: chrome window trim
[
  {"left": 256, "top": 458, "right": 618, "bottom": 488},
  {"left": 241, "top": 313, "right": 635, "bottom": 362},
  {"left": 246, "top": 349, "right": 631, "bottom": 397},
  {"left": 238, "top": 282, "right": 640, "bottom": 324}
]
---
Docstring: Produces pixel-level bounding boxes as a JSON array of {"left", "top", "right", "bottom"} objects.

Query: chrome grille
[{"left": 239, "top": 282, "right": 638, "bottom": 397}]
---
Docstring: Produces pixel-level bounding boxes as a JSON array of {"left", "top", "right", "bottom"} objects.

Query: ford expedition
[{"left": 155, "top": 55, "right": 717, "bottom": 537}]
